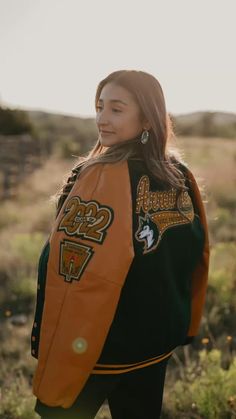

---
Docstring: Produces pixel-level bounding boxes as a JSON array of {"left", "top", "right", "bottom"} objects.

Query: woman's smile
[{"left": 100, "top": 130, "right": 115, "bottom": 136}]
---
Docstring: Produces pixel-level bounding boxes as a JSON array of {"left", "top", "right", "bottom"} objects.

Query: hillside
[
  {"left": 0, "top": 106, "right": 235, "bottom": 200},
  {"left": 171, "top": 110, "right": 236, "bottom": 138}
]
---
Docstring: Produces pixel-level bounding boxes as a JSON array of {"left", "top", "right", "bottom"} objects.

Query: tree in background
[{"left": 0, "top": 106, "right": 33, "bottom": 135}]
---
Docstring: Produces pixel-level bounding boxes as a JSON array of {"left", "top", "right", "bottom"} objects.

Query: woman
[{"left": 31, "top": 70, "right": 210, "bottom": 419}]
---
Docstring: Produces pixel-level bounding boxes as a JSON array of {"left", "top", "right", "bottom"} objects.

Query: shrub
[
  {"left": 0, "top": 106, "right": 32, "bottom": 135},
  {"left": 164, "top": 349, "right": 236, "bottom": 418},
  {"left": 0, "top": 232, "right": 46, "bottom": 317},
  {"left": 0, "top": 370, "right": 38, "bottom": 419}
]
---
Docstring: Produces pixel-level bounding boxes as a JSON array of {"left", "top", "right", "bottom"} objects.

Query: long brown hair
[{"left": 55, "top": 70, "right": 188, "bottom": 216}]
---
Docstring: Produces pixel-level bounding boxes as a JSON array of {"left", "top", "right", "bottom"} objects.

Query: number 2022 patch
[{"left": 58, "top": 196, "right": 114, "bottom": 244}]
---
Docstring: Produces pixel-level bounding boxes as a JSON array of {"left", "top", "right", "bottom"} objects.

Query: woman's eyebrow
[{"left": 97, "top": 98, "right": 128, "bottom": 106}]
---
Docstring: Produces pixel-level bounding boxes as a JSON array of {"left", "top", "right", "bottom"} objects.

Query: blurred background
[{"left": 0, "top": 0, "right": 236, "bottom": 418}]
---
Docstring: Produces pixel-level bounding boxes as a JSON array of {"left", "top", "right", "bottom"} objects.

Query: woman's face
[{"left": 96, "top": 82, "right": 148, "bottom": 147}]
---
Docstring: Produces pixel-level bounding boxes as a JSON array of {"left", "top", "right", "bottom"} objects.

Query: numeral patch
[{"left": 58, "top": 196, "right": 114, "bottom": 244}]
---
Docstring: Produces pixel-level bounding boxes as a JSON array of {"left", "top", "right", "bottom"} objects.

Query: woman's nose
[{"left": 96, "top": 110, "right": 109, "bottom": 125}]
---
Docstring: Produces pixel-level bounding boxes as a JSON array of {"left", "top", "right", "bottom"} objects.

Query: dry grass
[
  {"left": 0, "top": 136, "right": 236, "bottom": 418},
  {"left": 177, "top": 136, "right": 236, "bottom": 205}
]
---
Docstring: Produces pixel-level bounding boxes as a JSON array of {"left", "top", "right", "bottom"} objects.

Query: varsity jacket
[{"left": 31, "top": 158, "right": 210, "bottom": 408}]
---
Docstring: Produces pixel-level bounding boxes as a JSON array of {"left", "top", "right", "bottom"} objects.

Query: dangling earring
[{"left": 141, "top": 129, "right": 149, "bottom": 144}]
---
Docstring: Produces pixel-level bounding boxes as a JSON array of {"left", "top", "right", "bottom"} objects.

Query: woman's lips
[{"left": 100, "top": 131, "right": 115, "bottom": 136}]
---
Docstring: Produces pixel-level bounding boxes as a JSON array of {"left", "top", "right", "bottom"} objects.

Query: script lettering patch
[
  {"left": 135, "top": 175, "right": 194, "bottom": 254},
  {"left": 58, "top": 196, "right": 114, "bottom": 244}
]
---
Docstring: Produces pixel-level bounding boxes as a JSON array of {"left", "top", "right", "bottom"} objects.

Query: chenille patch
[
  {"left": 59, "top": 240, "right": 94, "bottom": 283},
  {"left": 58, "top": 196, "right": 114, "bottom": 244},
  {"left": 135, "top": 175, "right": 194, "bottom": 254}
]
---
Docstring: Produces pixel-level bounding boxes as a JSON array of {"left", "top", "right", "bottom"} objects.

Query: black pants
[{"left": 35, "top": 356, "right": 170, "bottom": 419}]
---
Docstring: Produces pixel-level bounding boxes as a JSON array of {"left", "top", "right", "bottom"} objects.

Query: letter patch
[
  {"left": 58, "top": 196, "right": 114, "bottom": 244},
  {"left": 59, "top": 240, "right": 94, "bottom": 282},
  {"left": 135, "top": 175, "right": 194, "bottom": 254}
]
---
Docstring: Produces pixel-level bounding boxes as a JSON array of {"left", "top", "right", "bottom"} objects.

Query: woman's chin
[{"left": 100, "top": 137, "right": 117, "bottom": 147}]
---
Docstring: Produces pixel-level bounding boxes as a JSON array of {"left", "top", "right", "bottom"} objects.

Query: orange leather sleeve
[
  {"left": 32, "top": 161, "right": 135, "bottom": 407},
  {"left": 185, "top": 167, "right": 210, "bottom": 337}
]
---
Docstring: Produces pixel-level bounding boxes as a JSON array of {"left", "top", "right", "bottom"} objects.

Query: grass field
[{"left": 0, "top": 135, "right": 235, "bottom": 418}]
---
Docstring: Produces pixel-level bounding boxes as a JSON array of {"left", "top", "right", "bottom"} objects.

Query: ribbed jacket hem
[{"left": 91, "top": 349, "right": 174, "bottom": 374}]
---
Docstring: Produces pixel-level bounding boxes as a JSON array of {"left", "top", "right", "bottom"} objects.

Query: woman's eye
[{"left": 96, "top": 106, "right": 121, "bottom": 113}]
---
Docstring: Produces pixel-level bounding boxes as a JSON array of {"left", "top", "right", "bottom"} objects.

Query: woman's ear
[
  {"left": 143, "top": 122, "right": 151, "bottom": 130},
  {"left": 142, "top": 117, "right": 151, "bottom": 131}
]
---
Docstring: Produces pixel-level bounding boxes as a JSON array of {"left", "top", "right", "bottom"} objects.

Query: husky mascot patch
[{"left": 135, "top": 175, "right": 194, "bottom": 254}]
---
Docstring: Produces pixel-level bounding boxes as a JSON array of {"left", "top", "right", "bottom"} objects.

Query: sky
[{"left": 0, "top": 0, "right": 236, "bottom": 118}]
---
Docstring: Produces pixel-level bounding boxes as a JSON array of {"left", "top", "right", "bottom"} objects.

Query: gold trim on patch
[
  {"left": 135, "top": 175, "right": 195, "bottom": 254},
  {"left": 59, "top": 240, "right": 94, "bottom": 283},
  {"left": 136, "top": 175, "right": 177, "bottom": 213},
  {"left": 58, "top": 196, "right": 113, "bottom": 244}
]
